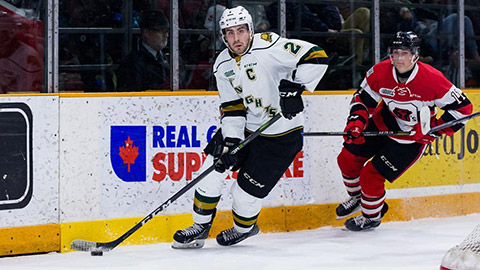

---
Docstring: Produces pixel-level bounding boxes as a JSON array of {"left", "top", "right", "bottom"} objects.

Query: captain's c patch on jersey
[{"left": 246, "top": 68, "right": 257, "bottom": 81}]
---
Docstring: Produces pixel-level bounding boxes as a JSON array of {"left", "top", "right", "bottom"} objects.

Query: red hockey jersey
[{"left": 354, "top": 59, "right": 473, "bottom": 143}]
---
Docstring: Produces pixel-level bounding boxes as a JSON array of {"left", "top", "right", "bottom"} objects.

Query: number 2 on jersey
[{"left": 283, "top": 42, "right": 303, "bottom": 56}]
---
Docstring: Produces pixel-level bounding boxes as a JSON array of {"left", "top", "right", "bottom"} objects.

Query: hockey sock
[
  {"left": 359, "top": 162, "right": 387, "bottom": 219},
  {"left": 193, "top": 191, "right": 220, "bottom": 224}
]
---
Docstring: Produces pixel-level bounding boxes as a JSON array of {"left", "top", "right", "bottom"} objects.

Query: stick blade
[{"left": 71, "top": 240, "right": 100, "bottom": 252}]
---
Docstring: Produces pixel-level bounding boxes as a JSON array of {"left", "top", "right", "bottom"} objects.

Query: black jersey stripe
[
  {"left": 221, "top": 99, "right": 247, "bottom": 118},
  {"left": 440, "top": 97, "right": 472, "bottom": 111},
  {"left": 356, "top": 88, "right": 379, "bottom": 108},
  {"left": 221, "top": 98, "right": 244, "bottom": 109},
  {"left": 297, "top": 46, "right": 328, "bottom": 66},
  {"left": 222, "top": 110, "right": 247, "bottom": 118}
]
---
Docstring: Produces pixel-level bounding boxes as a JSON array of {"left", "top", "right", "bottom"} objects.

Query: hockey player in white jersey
[{"left": 172, "top": 6, "right": 328, "bottom": 248}]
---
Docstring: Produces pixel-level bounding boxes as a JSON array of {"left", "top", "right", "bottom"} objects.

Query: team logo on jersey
[
  {"left": 260, "top": 33, "right": 272, "bottom": 43},
  {"left": 380, "top": 88, "right": 395, "bottom": 97},
  {"left": 392, "top": 107, "right": 413, "bottom": 121},
  {"left": 394, "top": 86, "right": 421, "bottom": 98},
  {"left": 396, "top": 86, "right": 410, "bottom": 96}
]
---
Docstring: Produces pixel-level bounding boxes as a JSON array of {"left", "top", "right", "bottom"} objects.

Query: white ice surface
[{"left": 1, "top": 214, "right": 479, "bottom": 270}]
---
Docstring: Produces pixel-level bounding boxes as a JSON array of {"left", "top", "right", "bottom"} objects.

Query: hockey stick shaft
[
  {"left": 303, "top": 111, "right": 480, "bottom": 137},
  {"left": 302, "top": 131, "right": 413, "bottom": 137},
  {"left": 429, "top": 110, "right": 480, "bottom": 134},
  {"left": 71, "top": 113, "right": 282, "bottom": 252}
]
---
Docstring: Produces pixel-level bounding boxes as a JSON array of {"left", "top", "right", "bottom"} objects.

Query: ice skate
[
  {"left": 336, "top": 195, "right": 361, "bottom": 220},
  {"left": 344, "top": 214, "right": 382, "bottom": 231},
  {"left": 216, "top": 224, "right": 260, "bottom": 246},
  {"left": 344, "top": 202, "right": 389, "bottom": 231},
  {"left": 172, "top": 222, "right": 213, "bottom": 249}
]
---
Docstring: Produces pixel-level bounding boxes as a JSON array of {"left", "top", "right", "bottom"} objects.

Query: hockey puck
[{"left": 91, "top": 250, "right": 103, "bottom": 256}]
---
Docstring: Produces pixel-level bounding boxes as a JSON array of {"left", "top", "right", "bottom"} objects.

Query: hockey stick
[
  {"left": 70, "top": 113, "right": 282, "bottom": 253},
  {"left": 429, "top": 110, "right": 480, "bottom": 134},
  {"left": 303, "top": 109, "right": 480, "bottom": 137},
  {"left": 302, "top": 130, "right": 412, "bottom": 137}
]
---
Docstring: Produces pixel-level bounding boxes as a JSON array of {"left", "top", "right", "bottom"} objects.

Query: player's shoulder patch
[
  {"left": 252, "top": 32, "right": 280, "bottom": 51},
  {"left": 366, "top": 67, "right": 374, "bottom": 77},
  {"left": 260, "top": 32, "right": 273, "bottom": 43}
]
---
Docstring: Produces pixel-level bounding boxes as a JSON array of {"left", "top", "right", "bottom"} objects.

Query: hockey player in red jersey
[{"left": 336, "top": 31, "right": 473, "bottom": 231}]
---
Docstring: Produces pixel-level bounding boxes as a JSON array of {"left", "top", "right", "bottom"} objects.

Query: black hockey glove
[
  {"left": 278, "top": 79, "right": 305, "bottom": 120},
  {"left": 213, "top": 137, "right": 241, "bottom": 173}
]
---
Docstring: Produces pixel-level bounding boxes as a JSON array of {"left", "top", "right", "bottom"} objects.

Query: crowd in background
[{"left": 1, "top": 0, "right": 480, "bottom": 93}]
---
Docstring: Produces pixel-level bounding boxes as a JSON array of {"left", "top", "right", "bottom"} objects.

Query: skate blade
[
  {"left": 336, "top": 206, "right": 361, "bottom": 220},
  {"left": 171, "top": 239, "right": 205, "bottom": 249},
  {"left": 341, "top": 226, "right": 378, "bottom": 232}
]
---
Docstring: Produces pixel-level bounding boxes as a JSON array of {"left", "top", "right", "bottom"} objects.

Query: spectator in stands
[
  {"left": 186, "top": 34, "right": 214, "bottom": 89},
  {"left": 334, "top": 5, "right": 371, "bottom": 65},
  {"left": 266, "top": 2, "right": 342, "bottom": 50},
  {"left": 0, "top": 11, "right": 42, "bottom": 93},
  {"left": 442, "top": 46, "right": 477, "bottom": 87},
  {"left": 232, "top": 2, "right": 270, "bottom": 32},
  {"left": 117, "top": 10, "right": 170, "bottom": 91},
  {"left": 424, "top": 13, "right": 480, "bottom": 62},
  {"left": 380, "top": 0, "right": 417, "bottom": 34},
  {"left": 266, "top": 3, "right": 341, "bottom": 34},
  {"left": 204, "top": 0, "right": 227, "bottom": 51}
]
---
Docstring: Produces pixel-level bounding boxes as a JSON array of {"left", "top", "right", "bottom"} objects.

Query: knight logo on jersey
[{"left": 111, "top": 126, "right": 147, "bottom": 182}]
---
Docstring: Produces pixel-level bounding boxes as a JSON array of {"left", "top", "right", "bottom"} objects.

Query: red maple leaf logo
[{"left": 119, "top": 136, "right": 139, "bottom": 172}]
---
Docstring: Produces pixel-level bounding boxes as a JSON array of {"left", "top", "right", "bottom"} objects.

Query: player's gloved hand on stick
[
  {"left": 278, "top": 79, "right": 305, "bottom": 120},
  {"left": 343, "top": 110, "right": 368, "bottom": 144},
  {"left": 213, "top": 137, "right": 241, "bottom": 173},
  {"left": 430, "top": 117, "right": 455, "bottom": 136},
  {"left": 413, "top": 121, "right": 436, "bottom": 144}
]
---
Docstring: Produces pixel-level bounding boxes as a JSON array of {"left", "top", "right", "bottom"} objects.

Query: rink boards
[{"left": 0, "top": 90, "right": 478, "bottom": 256}]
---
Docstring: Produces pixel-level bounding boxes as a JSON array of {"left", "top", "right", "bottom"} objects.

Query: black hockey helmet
[{"left": 388, "top": 31, "right": 421, "bottom": 55}]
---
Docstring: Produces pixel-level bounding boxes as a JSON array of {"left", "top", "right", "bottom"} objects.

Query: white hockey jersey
[{"left": 213, "top": 32, "right": 328, "bottom": 139}]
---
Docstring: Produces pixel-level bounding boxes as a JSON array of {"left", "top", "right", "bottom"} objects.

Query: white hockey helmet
[{"left": 219, "top": 6, "right": 254, "bottom": 49}]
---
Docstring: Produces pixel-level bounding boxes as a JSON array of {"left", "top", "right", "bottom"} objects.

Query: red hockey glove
[
  {"left": 431, "top": 117, "right": 455, "bottom": 136},
  {"left": 413, "top": 122, "right": 436, "bottom": 144},
  {"left": 343, "top": 109, "right": 368, "bottom": 144}
]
